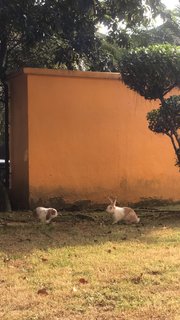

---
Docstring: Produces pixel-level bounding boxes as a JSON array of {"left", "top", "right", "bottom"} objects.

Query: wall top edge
[{"left": 8, "top": 68, "right": 121, "bottom": 80}]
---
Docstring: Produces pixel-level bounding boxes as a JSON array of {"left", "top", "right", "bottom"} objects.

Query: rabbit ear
[
  {"left": 108, "top": 197, "right": 113, "bottom": 204},
  {"left": 113, "top": 199, "right": 117, "bottom": 206}
]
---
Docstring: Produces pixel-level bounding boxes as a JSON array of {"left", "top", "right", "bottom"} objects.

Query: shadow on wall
[{"left": 30, "top": 196, "right": 180, "bottom": 211}]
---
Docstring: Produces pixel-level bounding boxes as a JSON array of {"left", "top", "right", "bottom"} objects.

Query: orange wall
[{"left": 9, "top": 68, "right": 180, "bottom": 208}]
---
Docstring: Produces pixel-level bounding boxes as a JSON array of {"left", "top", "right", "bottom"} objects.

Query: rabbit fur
[
  {"left": 34, "top": 207, "right": 59, "bottom": 224},
  {"left": 106, "top": 198, "right": 140, "bottom": 224}
]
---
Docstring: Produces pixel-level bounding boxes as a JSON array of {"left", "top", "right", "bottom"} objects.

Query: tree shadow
[{"left": 0, "top": 209, "right": 179, "bottom": 256}]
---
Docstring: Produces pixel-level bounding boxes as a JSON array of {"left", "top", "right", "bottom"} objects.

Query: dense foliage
[
  {"left": 119, "top": 44, "right": 180, "bottom": 101},
  {"left": 147, "top": 96, "right": 180, "bottom": 135},
  {"left": 129, "top": 6, "right": 180, "bottom": 48},
  {"left": 147, "top": 96, "right": 180, "bottom": 166},
  {"left": 0, "top": 0, "right": 166, "bottom": 75}
]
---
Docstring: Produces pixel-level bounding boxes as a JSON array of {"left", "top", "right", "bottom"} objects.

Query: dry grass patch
[{"left": 0, "top": 208, "right": 180, "bottom": 320}]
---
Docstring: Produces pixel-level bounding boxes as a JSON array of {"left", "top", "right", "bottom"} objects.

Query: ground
[{"left": 0, "top": 205, "right": 180, "bottom": 320}]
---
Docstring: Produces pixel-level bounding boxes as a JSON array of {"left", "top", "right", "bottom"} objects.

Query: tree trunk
[
  {"left": 2, "top": 80, "right": 9, "bottom": 188},
  {"left": 0, "top": 180, "right": 11, "bottom": 211},
  {"left": 0, "top": 35, "right": 9, "bottom": 188},
  {"left": 161, "top": 96, "right": 180, "bottom": 169},
  {"left": 169, "top": 134, "right": 180, "bottom": 168}
]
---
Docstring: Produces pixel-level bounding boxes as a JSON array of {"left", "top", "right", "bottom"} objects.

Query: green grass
[{"left": 0, "top": 208, "right": 180, "bottom": 320}]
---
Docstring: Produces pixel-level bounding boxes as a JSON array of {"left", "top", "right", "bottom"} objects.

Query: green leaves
[
  {"left": 119, "top": 44, "right": 180, "bottom": 100},
  {"left": 147, "top": 96, "right": 180, "bottom": 167},
  {"left": 0, "top": 0, "right": 167, "bottom": 74},
  {"left": 147, "top": 95, "right": 180, "bottom": 135}
]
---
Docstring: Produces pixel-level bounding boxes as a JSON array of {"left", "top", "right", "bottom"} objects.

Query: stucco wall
[{"left": 9, "top": 68, "right": 180, "bottom": 208}]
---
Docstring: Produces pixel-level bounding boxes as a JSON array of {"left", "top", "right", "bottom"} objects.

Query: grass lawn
[{"left": 0, "top": 206, "right": 180, "bottom": 320}]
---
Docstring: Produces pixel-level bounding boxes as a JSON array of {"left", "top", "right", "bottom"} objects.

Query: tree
[
  {"left": 98, "top": 5, "right": 180, "bottom": 71},
  {"left": 0, "top": 0, "right": 58, "bottom": 187},
  {"left": 147, "top": 96, "right": 180, "bottom": 166},
  {"left": 119, "top": 44, "right": 180, "bottom": 168},
  {"left": 0, "top": 0, "right": 97, "bottom": 187},
  {"left": 1, "top": 0, "right": 165, "bottom": 73},
  {"left": 119, "top": 44, "right": 180, "bottom": 100},
  {"left": 129, "top": 6, "right": 180, "bottom": 48},
  {"left": 0, "top": 0, "right": 167, "bottom": 76}
]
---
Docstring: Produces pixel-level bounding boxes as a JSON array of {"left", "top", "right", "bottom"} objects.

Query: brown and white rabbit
[
  {"left": 106, "top": 198, "right": 140, "bottom": 224},
  {"left": 34, "top": 207, "right": 59, "bottom": 224}
]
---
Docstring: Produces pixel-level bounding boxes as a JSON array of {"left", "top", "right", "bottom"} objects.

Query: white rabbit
[
  {"left": 106, "top": 198, "right": 140, "bottom": 224},
  {"left": 34, "top": 207, "right": 59, "bottom": 224}
]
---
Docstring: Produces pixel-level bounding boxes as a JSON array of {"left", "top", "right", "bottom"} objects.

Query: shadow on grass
[{"left": 0, "top": 209, "right": 179, "bottom": 256}]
